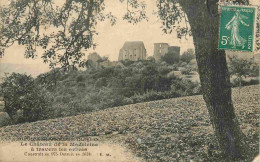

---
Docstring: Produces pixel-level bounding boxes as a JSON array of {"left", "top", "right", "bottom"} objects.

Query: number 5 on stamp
[{"left": 218, "top": 5, "right": 257, "bottom": 52}]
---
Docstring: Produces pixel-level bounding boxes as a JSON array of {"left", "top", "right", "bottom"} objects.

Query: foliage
[
  {"left": 0, "top": 86, "right": 258, "bottom": 162},
  {"left": 28, "top": 58, "right": 257, "bottom": 120},
  {"left": 249, "top": 66, "right": 259, "bottom": 77},
  {"left": 181, "top": 66, "right": 192, "bottom": 75},
  {"left": 171, "top": 78, "right": 201, "bottom": 96},
  {"left": 155, "top": 0, "right": 190, "bottom": 38},
  {"left": 147, "top": 56, "right": 155, "bottom": 62},
  {"left": 179, "top": 61, "right": 187, "bottom": 67},
  {"left": 169, "top": 64, "right": 178, "bottom": 71},
  {"left": 35, "top": 68, "right": 64, "bottom": 90},
  {"left": 0, "top": 0, "right": 147, "bottom": 68},
  {"left": 1, "top": 73, "right": 50, "bottom": 123},
  {"left": 1, "top": 0, "right": 256, "bottom": 68},
  {"left": 156, "top": 1, "right": 255, "bottom": 158},
  {"left": 120, "top": 59, "right": 135, "bottom": 67},
  {"left": 161, "top": 51, "right": 180, "bottom": 64},
  {"left": 33, "top": 61, "right": 201, "bottom": 118},
  {"left": 228, "top": 55, "right": 253, "bottom": 87},
  {"left": 231, "top": 78, "right": 259, "bottom": 88},
  {"left": 0, "top": 112, "right": 12, "bottom": 127},
  {"left": 1, "top": 0, "right": 258, "bottom": 158},
  {"left": 180, "top": 49, "right": 195, "bottom": 63}
]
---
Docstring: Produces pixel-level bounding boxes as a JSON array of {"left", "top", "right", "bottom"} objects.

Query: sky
[
  {"left": 0, "top": 0, "right": 194, "bottom": 66},
  {"left": 0, "top": 0, "right": 259, "bottom": 76},
  {"left": 89, "top": 0, "right": 195, "bottom": 60}
]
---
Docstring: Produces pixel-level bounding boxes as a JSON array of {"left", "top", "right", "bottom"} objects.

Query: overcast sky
[
  {"left": 0, "top": 0, "right": 194, "bottom": 66},
  {"left": 0, "top": 0, "right": 259, "bottom": 72}
]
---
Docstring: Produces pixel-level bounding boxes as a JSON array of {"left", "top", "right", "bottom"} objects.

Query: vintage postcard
[{"left": 0, "top": 0, "right": 259, "bottom": 162}]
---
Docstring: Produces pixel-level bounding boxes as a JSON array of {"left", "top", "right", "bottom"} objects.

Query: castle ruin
[
  {"left": 118, "top": 41, "right": 146, "bottom": 61},
  {"left": 153, "top": 43, "right": 180, "bottom": 63}
]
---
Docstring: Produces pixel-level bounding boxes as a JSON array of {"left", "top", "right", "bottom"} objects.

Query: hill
[
  {"left": 0, "top": 63, "right": 49, "bottom": 79},
  {"left": 32, "top": 61, "right": 201, "bottom": 119},
  {"left": 0, "top": 85, "right": 259, "bottom": 161}
]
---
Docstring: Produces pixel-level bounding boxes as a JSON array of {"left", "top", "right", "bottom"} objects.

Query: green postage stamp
[{"left": 218, "top": 5, "right": 257, "bottom": 52}]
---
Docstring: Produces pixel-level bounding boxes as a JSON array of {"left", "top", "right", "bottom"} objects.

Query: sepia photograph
[{"left": 0, "top": 0, "right": 259, "bottom": 161}]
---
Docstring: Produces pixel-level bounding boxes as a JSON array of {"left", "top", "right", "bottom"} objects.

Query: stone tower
[{"left": 153, "top": 43, "right": 169, "bottom": 63}]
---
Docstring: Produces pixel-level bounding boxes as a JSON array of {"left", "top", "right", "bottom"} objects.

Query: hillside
[
  {"left": 31, "top": 61, "right": 201, "bottom": 119},
  {"left": 0, "top": 63, "right": 49, "bottom": 79},
  {"left": 0, "top": 85, "right": 259, "bottom": 161}
]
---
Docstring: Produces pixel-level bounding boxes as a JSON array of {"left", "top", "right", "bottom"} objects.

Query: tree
[
  {"left": 36, "top": 68, "right": 63, "bottom": 90},
  {"left": 228, "top": 55, "right": 253, "bottom": 93},
  {"left": 181, "top": 49, "right": 195, "bottom": 63},
  {"left": 181, "top": 65, "right": 192, "bottom": 75},
  {"left": 147, "top": 56, "right": 155, "bottom": 62},
  {"left": 0, "top": 0, "right": 117, "bottom": 69},
  {"left": 1, "top": 73, "right": 49, "bottom": 123},
  {"left": 157, "top": 0, "right": 255, "bottom": 159},
  {"left": 161, "top": 51, "right": 180, "bottom": 64},
  {"left": 141, "top": 64, "right": 160, "bottom": 92},
  {"left": 0, "top": 0, "right": 259, "bottom": 159}
]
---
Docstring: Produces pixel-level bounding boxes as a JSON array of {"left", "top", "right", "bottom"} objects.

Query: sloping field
[{"left": 0, "top": 85, "right": 259, "bottom": 161}]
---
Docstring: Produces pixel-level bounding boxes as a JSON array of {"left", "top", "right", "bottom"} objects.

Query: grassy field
[{"left": 0, "top": 85, "right": 259, "bottom": 161}]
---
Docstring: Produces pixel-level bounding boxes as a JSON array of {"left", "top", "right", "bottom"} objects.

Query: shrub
[
  {"left": 1, "top": 73, "right": 50, "bottom": 123},
  {"left": 249, "top": 66, "right": 259, "bottom": 77},
  {"left": 95, "top": 77, "right": 107, "bottom": 88},
  {"left": 0, "top": 112, "right": 12, "bottom": 127},
  {"left": 170, "top": 64, "right": 179, "bottom": 71},
  {"left": 161, "top": 52, "right": 180, "bottom": 64},
  {"left": 141, "top": 90, "right": 168, "bottom": 101},
  {"left": 228, "top": 55, "right": 253, "bottom": 89},
  {"left": 179, "top": 62, "right": 188, "bottom": 67},
  {"left": 76, "top": 75, "right": 85, "bottom": 82},
  {"left": 122, "top": 97, "right": 134, "bottom": 105},
  {"left": 231, "top": 78, "right": 259, "bottom": 87},
  {"left": 29, "top": 60, "right": 203, "bottom": 121},
  {"left": 181, "top": 66, "right": 192, "bottom": 75},
  {"left": 158, "top": 66, "right": 172, "bottom": 75},
  {"left": 171, "top": 78, "right": 201, "bottom": 96},
  {"left": 121, "top": 60, "right": 135, "bottom": 67},
  {"left": 181, "top": 49, "right": 195, "bottom": 63}
]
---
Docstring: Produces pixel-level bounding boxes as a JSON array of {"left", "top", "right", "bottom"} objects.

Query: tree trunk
[{"left": 179, "top": 0, "right": 247, "bottom": 159}]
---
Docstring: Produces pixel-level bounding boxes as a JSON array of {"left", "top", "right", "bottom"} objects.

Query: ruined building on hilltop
[
  {"left": 118, "top": 41, "right": 146, "bottom": 61},
  {"left": 154, "top": 43, "right": 169, "bottom": 62},
  {"left": 87, "top": 52, "right": 124, "bottom": 69},
  {"left": 87, "top": 52, "right": 102, "bottom": 69},
  {"left": 153, "top": 43, "right": 180, "bottom": 63}
]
